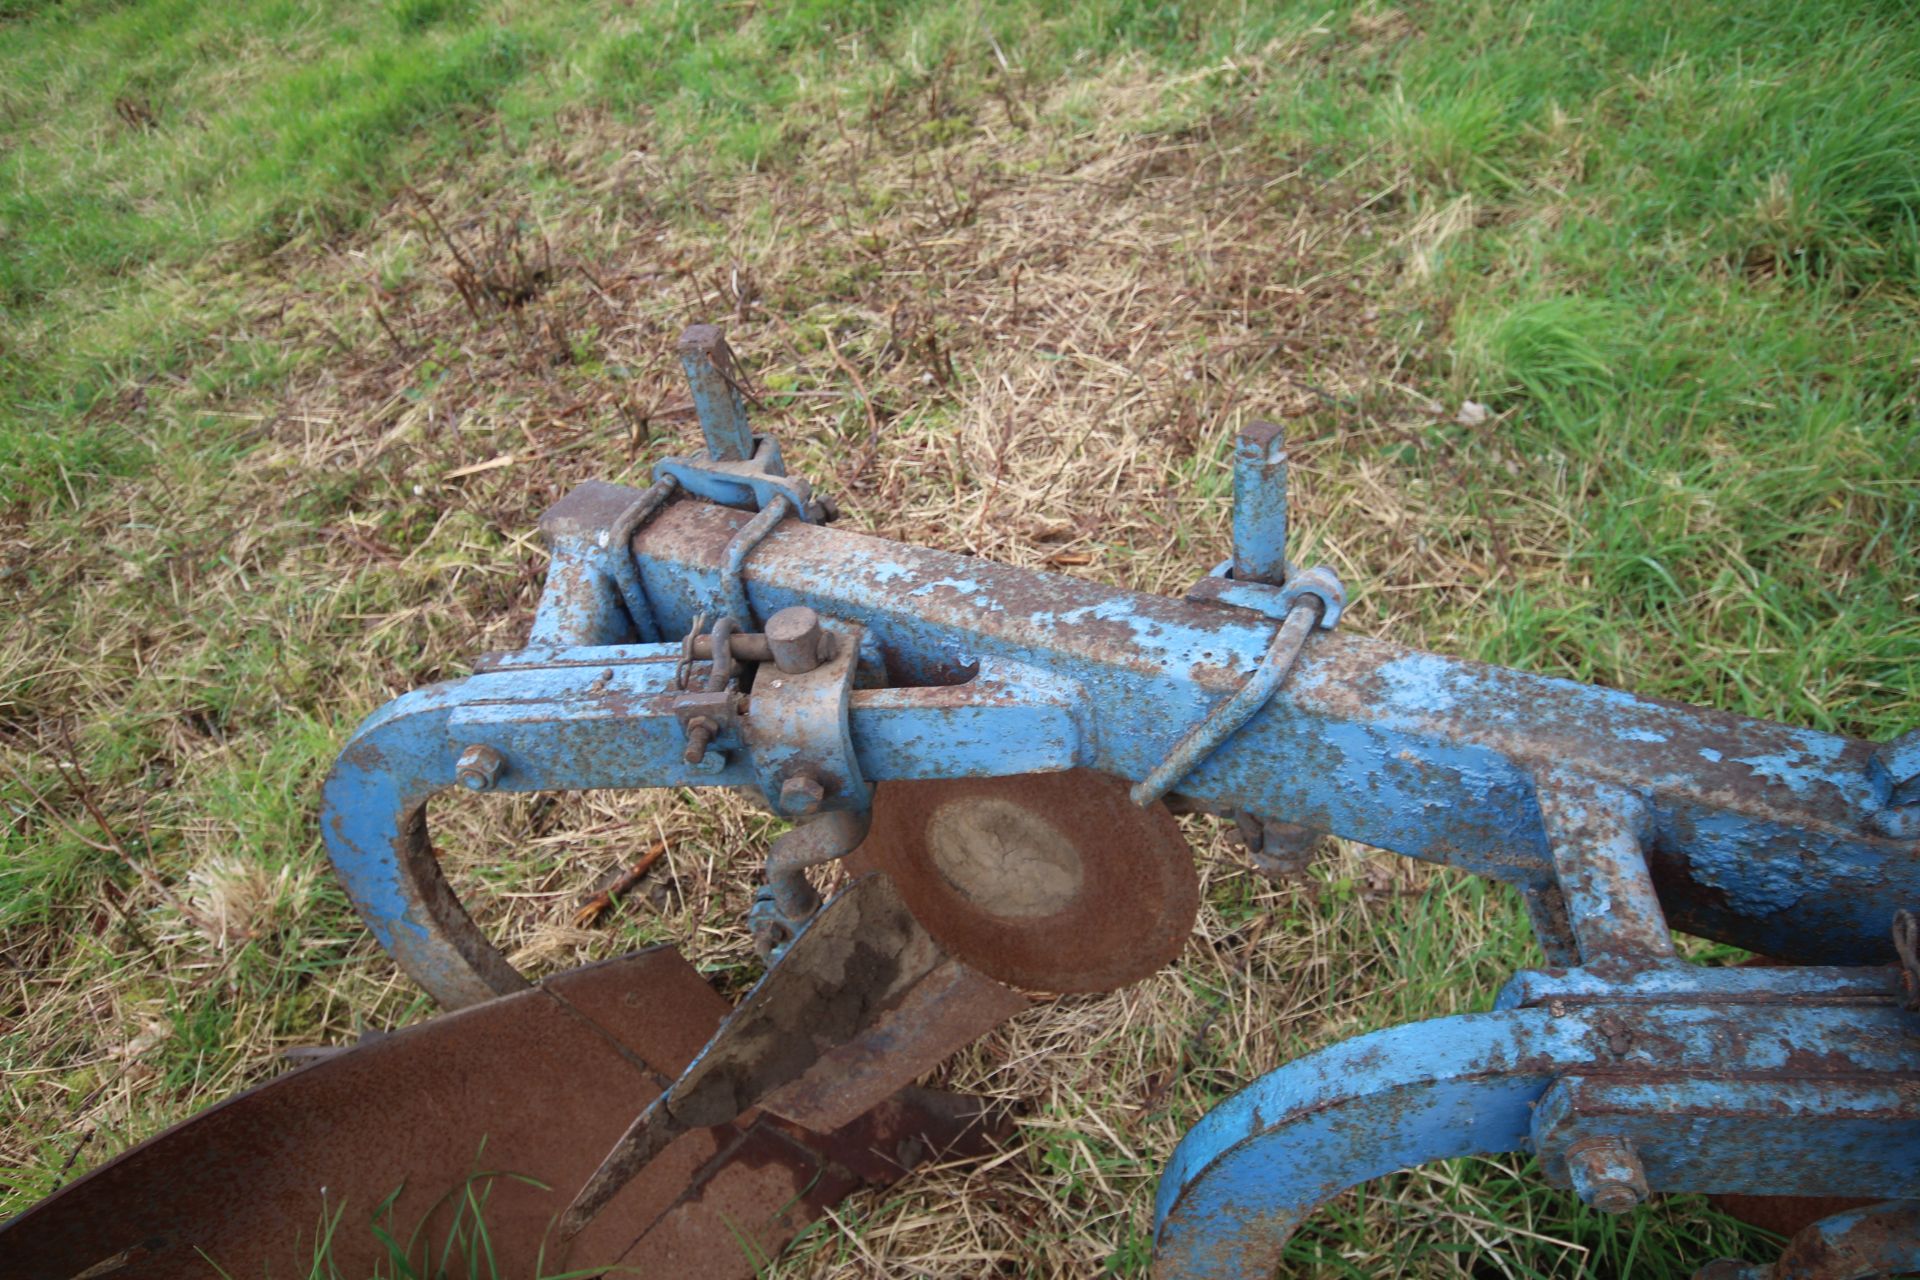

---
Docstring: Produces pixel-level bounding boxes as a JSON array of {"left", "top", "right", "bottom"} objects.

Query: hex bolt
[
  {"left": 454, "top": 744, "right": 505, "bottom": 792},
  {"left": 682, "top": 717, "right": 718, "bottom": 765},
  {"left": 780, "top": 772, "right": 826, "bottom": 816},
  {"left": 1564, "top": 1136, "right": 1648, "bottom": 1214},
  {"left": 765, "top": 606, "right": 826, "bottom": 674},
  {"left": 1250, "top": 819, "right": 1322, "bottom": 881}
]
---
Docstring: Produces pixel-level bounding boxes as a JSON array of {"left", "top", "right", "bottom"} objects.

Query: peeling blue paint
[{"left": 319, "top": 448, "right": 1920, "bottom": 1274}]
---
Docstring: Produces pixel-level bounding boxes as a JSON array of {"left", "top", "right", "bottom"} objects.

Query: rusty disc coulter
[{"left": 849, "top": 770, "right": 1200, "bottom": 994}]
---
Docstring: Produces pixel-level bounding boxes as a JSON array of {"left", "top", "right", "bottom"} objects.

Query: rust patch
[{"left": 846, "top": 769, "right": 1199, "bottom": 993}]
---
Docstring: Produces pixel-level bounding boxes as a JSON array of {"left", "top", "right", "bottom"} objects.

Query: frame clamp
[{"left": 660, "top": 323, "right": 837, "bottom": 522}]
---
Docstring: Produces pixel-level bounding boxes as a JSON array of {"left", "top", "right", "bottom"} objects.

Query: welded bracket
[
  {"left": 742, "top": 615, "right": 870, "bottom": 817},
  {"left": 654, "top": 437, "right": 831, "bottom": 521},
  {"left": 528, "top": 477, "right": 678, "bottom": 646}
]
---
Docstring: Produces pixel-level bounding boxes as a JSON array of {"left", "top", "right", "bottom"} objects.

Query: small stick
[
  {"left": 573, "top": 840, "right": 669, "bottom": 928},
  {"left": 369, "top": 294, "right": 410, "bottom": 358},
  {"left": 48, "top": 1130, "right": 95, "bottom": 1194}
]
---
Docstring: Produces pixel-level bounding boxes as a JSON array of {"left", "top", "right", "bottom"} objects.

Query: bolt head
[
  {"left": 1564, "top": 1136, "right": 1647, "bottom": 1215},
  {"left": 780, "top": 773, "right": 826, "bottom": 816},
  {"left": 1588, "top": 1182, "right": 1641, "bottom": 1214},
  {"left": 454, "top": 744, "right": 505, "bottom": 791},
  {"left": 766, "top": 605, "right": 821, "bottom": 642}
]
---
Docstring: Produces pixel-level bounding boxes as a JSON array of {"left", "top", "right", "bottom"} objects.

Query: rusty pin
[
  {"left": 765, "top": 606, "right": 827, "bottom": 674},
  {"left": 1564, "top": 1136, "right": 1648, "bottom": 1214},
  {"left": 455, "top": 744, "right": 505, "bottom": 791}
]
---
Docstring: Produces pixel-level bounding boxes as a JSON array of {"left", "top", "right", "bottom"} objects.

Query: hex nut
[
  {"left": 1249, "top": 819, "right": 1321, "bottom": 881},
  {"left": 455, "top": 744, "right": 505, "bottom": 792},
  {"left": 780, "top": 773, "right": 826, "bottom": 816},
  {"left": 1564, "top": 1136, "right": 1647, "bottom": 1215}
]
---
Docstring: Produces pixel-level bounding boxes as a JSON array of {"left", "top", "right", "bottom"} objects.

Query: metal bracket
[
  {"left": 670, "top": 614, "right": 745, "bottom": 773},
  {"left": 654, "top": 437, "right": 833, "bottom": 522},
  {"left": 659, "top": 324, "right": 835, "bottom": 521},
  {"left": 742, "top": 613, "right": 870, "bottom": 817},
  {"left": 1533, "top": 1074, "right": 1920, "bottom": 1208},
  {"left": 1535, "top": 769, "right": 1671, "bottom": 963},
  {"left": 1192, "top": 561, "right": 1346, "bottom": 630}
]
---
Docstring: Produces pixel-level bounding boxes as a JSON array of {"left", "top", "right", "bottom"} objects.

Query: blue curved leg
[
  {"left": 321, "top": 650, "right": 743, "bottom": 1008},
  {"left": 1153, "top": 995, "right": 1920, "bottom": 1279}
]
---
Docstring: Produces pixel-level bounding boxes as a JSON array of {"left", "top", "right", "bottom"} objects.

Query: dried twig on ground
[{"left": 573, "top": 839, "right": 670, "bottom": 928}]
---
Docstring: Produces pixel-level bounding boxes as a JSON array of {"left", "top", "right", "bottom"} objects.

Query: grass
[
  {"left": 228, "top": 1157, "right": 601, "bottom": 1280},
  {"left": 3, "top": 0, "right": 1916, "bottom": 1276}
]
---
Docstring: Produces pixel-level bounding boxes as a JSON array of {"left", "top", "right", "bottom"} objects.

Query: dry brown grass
[{"left": 2, "top": 58, "right": 1742, "bottom": 1278}]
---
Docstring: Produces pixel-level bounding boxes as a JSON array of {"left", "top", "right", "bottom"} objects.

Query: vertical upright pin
[
  {"left": 677, "top": 324, "right": 755, "bottom": 462},
  {"left": 1232, "top": 420, "right": 1290, "bottom": 585}
]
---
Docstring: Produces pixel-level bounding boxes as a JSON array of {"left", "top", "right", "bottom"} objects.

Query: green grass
[{"left": 3, "top": 0, "right": 1916, "bottom": 1276}]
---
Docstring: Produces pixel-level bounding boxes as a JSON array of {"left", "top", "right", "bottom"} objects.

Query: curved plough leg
[
  {"left": 321, "top": 647, "right": 732, "bottom": 1008},
  {"left": 1153, "top": 983, "right": 1920, "bottom": 1279}
]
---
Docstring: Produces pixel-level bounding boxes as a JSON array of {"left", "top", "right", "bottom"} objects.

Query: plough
[{"left": 8, "top": 326, "right": 1917, "bottom": 1278}]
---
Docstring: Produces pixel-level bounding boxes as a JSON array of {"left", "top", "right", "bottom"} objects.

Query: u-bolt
[
  {"left": 717, "top": 494, "right": 791, "bottom": 625},
  {"left": 1131, "top": 597, "right": 1323, "bottom": 807},
  {"left": 766, "top": 808, "right": 872, "bottom": 924}
]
